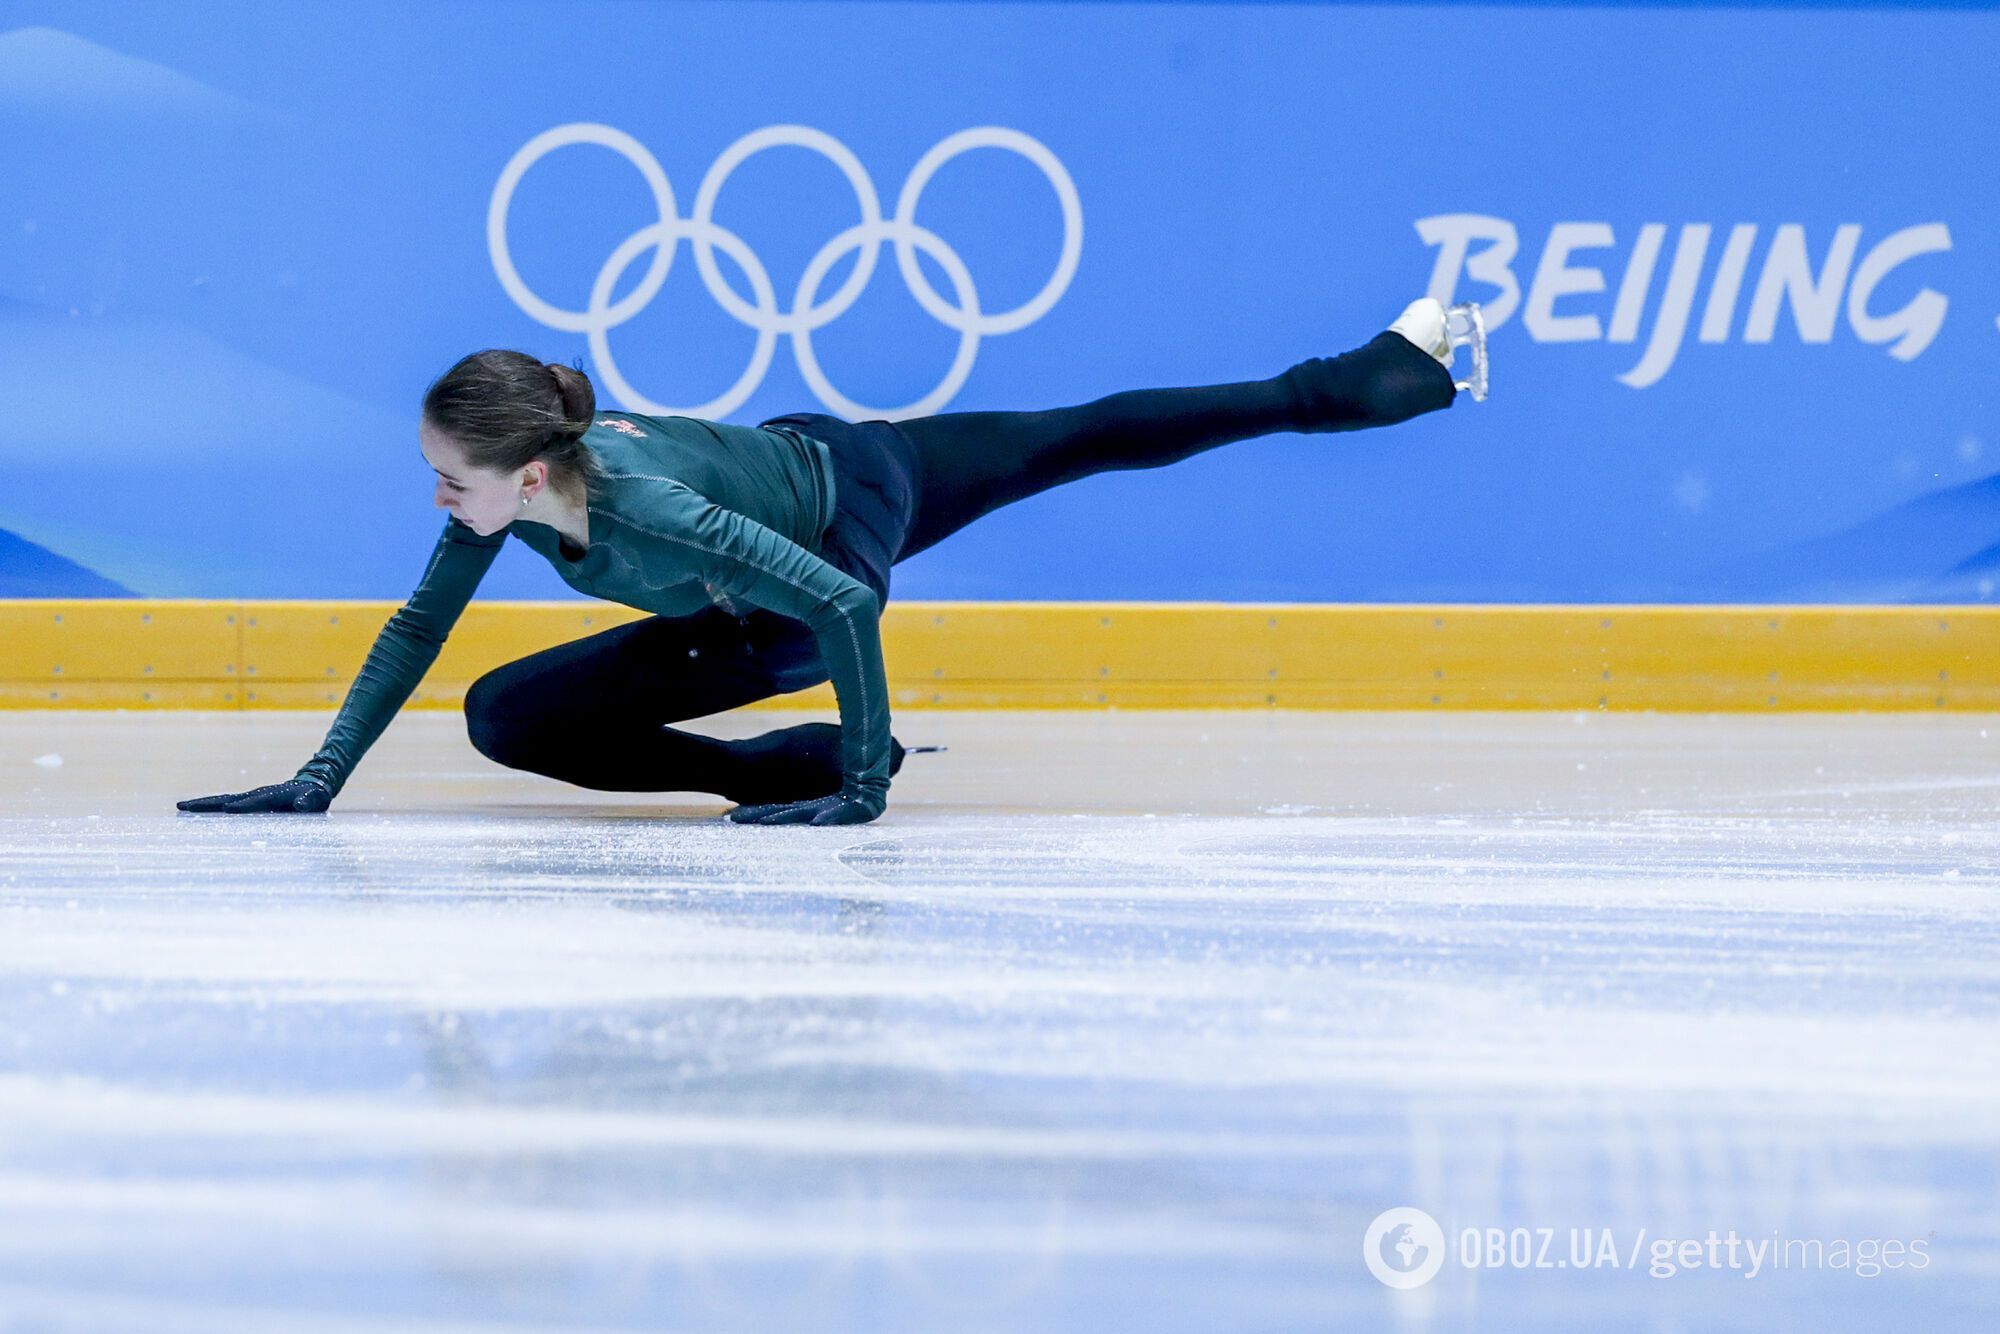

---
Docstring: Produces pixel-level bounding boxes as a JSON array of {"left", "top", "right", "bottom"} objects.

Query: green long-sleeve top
[{"left": 294, "top": 412, "right": 891, "bottom": 801}]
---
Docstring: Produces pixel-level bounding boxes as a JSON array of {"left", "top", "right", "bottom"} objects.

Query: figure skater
[{"left": 179, "top": 298, "right": 1486, "bottom": 826}]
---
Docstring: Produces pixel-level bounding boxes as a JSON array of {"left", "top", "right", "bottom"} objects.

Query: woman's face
[{"left": 419, "top": 421, "right": 527, "bottom": 536}]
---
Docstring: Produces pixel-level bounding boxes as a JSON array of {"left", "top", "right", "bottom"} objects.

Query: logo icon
[
  {"left": 489, "top": 123, "right": 1083, "bottom": 422},
  {"left": 1363, "top": 1207, "right": 1446, "bottom": 1289}
]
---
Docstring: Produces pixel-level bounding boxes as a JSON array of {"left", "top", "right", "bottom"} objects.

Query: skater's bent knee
[{"left": 463, "top": 673, "right": 523, "bottom": 766}]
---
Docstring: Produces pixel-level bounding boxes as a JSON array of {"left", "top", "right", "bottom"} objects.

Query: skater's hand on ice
[
  {"left": 726, "top": 787, "right": 885, "bottom": 826},
  {"left": 177, "top": 777, "right": 332, "bottom": 814}
]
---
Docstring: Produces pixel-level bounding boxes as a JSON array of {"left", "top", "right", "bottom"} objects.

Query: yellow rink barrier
[{"left": 0, "top": 599, "right": 1994, "bottom": 711}]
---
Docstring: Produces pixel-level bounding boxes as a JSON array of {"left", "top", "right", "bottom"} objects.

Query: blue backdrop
[{"left": 1, "top": 1, "right": 1995, "bottom": 602}]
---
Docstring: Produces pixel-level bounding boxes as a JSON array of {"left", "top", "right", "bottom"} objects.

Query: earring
[{"left": 520, "top": 494, "right": 530, "bottom": 507}]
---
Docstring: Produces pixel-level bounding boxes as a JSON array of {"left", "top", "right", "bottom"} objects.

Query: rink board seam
[{"left": 0, "top": 599, "right": 1985, "bottom": 711}]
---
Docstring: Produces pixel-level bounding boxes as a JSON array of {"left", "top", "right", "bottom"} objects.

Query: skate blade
[{"left": 1445, "top": 302, "right": 1488, "bottom": 403}]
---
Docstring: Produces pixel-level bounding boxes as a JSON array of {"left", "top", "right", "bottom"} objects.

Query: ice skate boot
[{"left": 1389, "top": 297, "right": 1489, "bottom": 403}]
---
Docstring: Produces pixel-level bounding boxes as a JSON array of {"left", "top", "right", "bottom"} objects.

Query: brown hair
[{"left": 421, "top": 350, "right": 605, "bottom": 500}]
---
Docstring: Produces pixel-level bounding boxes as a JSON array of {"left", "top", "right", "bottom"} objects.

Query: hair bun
[{"left": 545, "top": 362, "right": 597, "bottom": 441}]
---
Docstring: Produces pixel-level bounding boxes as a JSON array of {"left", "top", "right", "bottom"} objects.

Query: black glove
[
  {"left": 177, "top": 777, "right": 333, "bottom": 814},
  {"left": 727, "top": 787, "right": 886, "bottom": 826}
]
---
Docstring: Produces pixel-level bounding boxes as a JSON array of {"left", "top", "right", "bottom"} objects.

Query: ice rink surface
[{"left": 2, "top": 709, "right": 1997, "bottom": 1332}]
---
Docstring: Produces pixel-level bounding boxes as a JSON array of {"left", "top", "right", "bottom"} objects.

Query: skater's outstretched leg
[{"left": 895, "top": 301, "right": 1465, "bottom": 559}]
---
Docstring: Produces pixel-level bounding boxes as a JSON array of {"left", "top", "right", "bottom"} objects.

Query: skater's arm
[
  {"left": 179, "top": 517, "right": 502, "bottom": 813},
  {"left": 602, "top": 480, "right": 893, "bottom": 813},
  {"left": 292, "top": 517, "right": 504, "bottom": 797}
]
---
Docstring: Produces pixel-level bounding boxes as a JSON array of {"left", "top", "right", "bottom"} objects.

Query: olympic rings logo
[{"left": 488, "top": 123, "right": 1084, "bottom": 421}]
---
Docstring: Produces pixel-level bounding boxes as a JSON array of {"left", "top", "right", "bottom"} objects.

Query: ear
[{"left": 521, "top": 459, "right": 549, "bottom": 495}]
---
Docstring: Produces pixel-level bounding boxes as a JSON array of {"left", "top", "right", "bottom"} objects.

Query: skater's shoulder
[
  {"left": 587, "top": 460, "right": 710, "bottom": 534},
  {"left": 582, "top": 421, "right": 690, "bottom": 495},
  {"left": 588, "top": 410, "right": 724, "bottom": 445}
]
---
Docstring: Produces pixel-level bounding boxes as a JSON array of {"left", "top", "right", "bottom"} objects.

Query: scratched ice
[{"left": 2, "top": 711, "right": 1997, "bottom": 1331}]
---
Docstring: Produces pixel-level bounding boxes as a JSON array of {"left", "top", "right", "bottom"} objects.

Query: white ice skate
[{"left": 1389, "top": 297, "right": 1489, "bottom": 403}]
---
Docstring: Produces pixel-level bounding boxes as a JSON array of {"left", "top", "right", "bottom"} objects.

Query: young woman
[{"left": 178, "top": 299, "right": 1485, "bottom": 826}]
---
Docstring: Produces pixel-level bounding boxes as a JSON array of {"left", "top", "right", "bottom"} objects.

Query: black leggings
[{"left": 463, "top": 333, "right": 1453, "bottom": 801}]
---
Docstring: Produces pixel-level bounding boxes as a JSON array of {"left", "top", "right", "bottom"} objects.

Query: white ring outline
[
  {"left": 793, "top": 220, "right": 983, "bottom": 421},
  {"left": 488, "top": 122, "right": 1082, "bottom": 420},
  {"left": 588, "top": 218, "right": 781, "bottom": 422},
  {"left": 489, "top": 123, "right": 680, "bottom": 333},
  {"left": 894, "top": 126, "right": 1084, "bottom": 336},
  {"left": 691, "top": 124, "right": 884, "bottom": 335}
]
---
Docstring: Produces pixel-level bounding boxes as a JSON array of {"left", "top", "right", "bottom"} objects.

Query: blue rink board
[{"left": 0, "top": 1, "right": 1995, "bottom": 602}]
